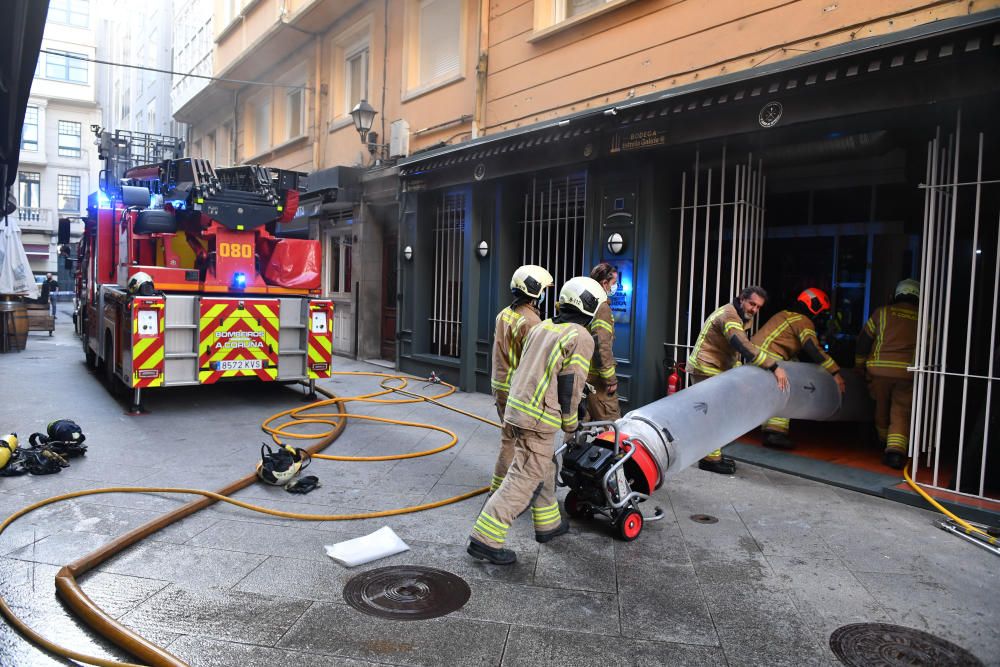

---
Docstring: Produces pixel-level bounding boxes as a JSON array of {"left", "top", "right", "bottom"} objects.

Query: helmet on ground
[
  {"left": 797, "top": 288, "right": 831, "bottom": 316},
  {"left": 558, "top": 276, "right": 608, "bottom": 318},
  {"left": 510, "top": 265, "right": 553, "bottom": 300},
  {"left": 256, "top": 443, "right": 310, "bottom": 486},
  {"left": 895, "top": 279, "right": 920, "bottom": 299},
  {"left": 127, "top": 271, "right": 155, "bottom": 296}
]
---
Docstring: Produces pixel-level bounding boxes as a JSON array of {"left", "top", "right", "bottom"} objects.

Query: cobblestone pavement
[{"left": 1, "top": 319, "right": 997, "bottom": 666}]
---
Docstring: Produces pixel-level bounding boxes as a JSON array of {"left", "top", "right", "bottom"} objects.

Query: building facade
[
  {"left": 16, "top": 0, "right": 102, "bottom": 286},
  {"left": 395, "top": 1, "right": 1000, "bottom": 501}
]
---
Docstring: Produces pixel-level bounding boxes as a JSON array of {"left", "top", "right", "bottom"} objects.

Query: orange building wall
[{"left": 485, "top": 0, "right": 1000, "bottom": 132}]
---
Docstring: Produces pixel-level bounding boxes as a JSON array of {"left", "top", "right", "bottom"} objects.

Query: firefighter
[
  {"left": 585, "top": 262, "right": 621, "bottom": 422},
  {"left": 856, "top": 279, "right": 919, "bottom": 470},
  {"left": 468, "top": 277, "right": 602, "bottom": 565},
  {"left": 687, "top": 286, "right": 790, "bottom": 474},
  {"left": 489, "top": 264, "right": 554, "bottom": 491},
  {"left": 751, "top": 287, "right": 847, "bottom": 449}
]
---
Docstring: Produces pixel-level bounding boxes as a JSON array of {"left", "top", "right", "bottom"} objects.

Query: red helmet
[{"left": 797, "top": 288, "right": 831, "bottom": 316}]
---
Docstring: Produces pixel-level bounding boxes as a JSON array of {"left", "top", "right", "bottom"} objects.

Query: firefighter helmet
[
  {"left": 127, "top": 271, "right": 155, "bottom": 296},
  {"left": 256, "top": 443, "right": 310, "bottom": 486},
  {"left": 895, "top": 278, "right": 920, "bottom": 299},
  {"left": 797, "top": 288, "right": 831, "bottom": 316},
  {"left": 510, "top": 265, "right": 553, "bottom": 300},
  {"left": 558, "top": 276, "right": 608, "bottom": 318}
]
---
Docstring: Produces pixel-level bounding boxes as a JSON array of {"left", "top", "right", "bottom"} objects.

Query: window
[
  {"left": 286, "top": 88, "right": 303, "bottom": 139},
  {"left": 58, "top": 120, "right": 82, "bottom": 158},
  {"left": 557, "top": 0, "right": 610, "bottom": 20},
  {"left": 253, "top": 99, "right": 271, "bottom": 153},
  {"left": 329, "top": 234, "right": 353, "bottom": 294},
  {"left": 429, "top": 192, "right": 465, "bottom": 357},
  {"left": 345, "top": 46, "right": 369, "bottom": 114},
  {"left": 414, "top": 0, "right": 461, "bottom": 88},
  {"left": 21, "top": 106, "right": 38, "bottom": 151},
  {"left": 49, "top": 0, "right": 89, "bottom": 27},
  {"left": 18, "top": 172, "right": 41, "bottom": 217},
  {"left": 57, "top": 175, "right": 81, "bottom": 212},
  {"left": 533, "top": 0, "right": 631, "bottom": 35},
  {"left": 146, "top": 101, "right": 156, "bottom": 132},
  {"left": 45, "top": 50, "right": 88, "bottom": 84}
]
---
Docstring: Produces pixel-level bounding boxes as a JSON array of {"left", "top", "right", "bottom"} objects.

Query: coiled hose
[{"left": 0, "top": 371, "right": 499, "bottom": 667}]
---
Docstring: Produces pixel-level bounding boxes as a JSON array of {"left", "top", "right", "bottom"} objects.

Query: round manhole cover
[
  {"left": 690, "top": 514, "right": 719, "bottom": 524},
  {"left": 343, "top": 566, "right": 471, "bottom": 621},
  {"left": 830, "top": 623, "right": 983, "bottom": 666}
]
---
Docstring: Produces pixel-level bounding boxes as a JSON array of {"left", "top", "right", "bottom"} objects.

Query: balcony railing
[{"left": 16, "top": 208, "right": 54, "bottom": 232}]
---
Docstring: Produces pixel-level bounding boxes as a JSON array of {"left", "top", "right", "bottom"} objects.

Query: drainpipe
[
  {"left": 472, "top": 0, "right": 490, "bottom": 138},
  {"left": 232, "top": 89, "right": 239, "bottom": 164},
  {"left": 313, "top": 34, "right": 322, "bottom": 170}
]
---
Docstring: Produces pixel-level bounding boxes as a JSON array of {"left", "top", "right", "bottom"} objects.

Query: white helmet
[
  {"left": 558, "top": 276, "right": 608, "bottom": 318},
  {"left": 127, "top": 271, "right": 155, "bottom": 296},
  {"left": 895, "top": 279, "right": 920, "bottom": 299},
  {"left": 510, "top": 264, "right": 553, "bottom": 299}
]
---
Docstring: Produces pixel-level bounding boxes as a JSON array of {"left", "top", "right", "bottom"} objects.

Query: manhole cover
[
  {"left": 690, "top": 514, "right": 719, "bottom": 524},
  {"left": 343, "top": 566, "right": 471, "bottom": 620},
  {"left": 830, "top": 623, "right": 983, "bottom": 667}
]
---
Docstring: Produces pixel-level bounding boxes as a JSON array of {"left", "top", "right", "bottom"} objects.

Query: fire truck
[{"left": 75, "top": 129, "right": 333, "bottom": 411}]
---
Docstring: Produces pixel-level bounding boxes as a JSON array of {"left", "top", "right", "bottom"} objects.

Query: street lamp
[{"left": 349, "top": 99, "right": 389, "bottom": 161}]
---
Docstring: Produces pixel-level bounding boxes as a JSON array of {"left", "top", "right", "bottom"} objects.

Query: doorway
[{"left": 381, "top": 231, "right": 397, "bottom": 361}]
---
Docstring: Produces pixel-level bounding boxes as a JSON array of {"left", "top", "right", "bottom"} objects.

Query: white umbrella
[{"left": 0, "top": 215, "right": 40, "bottom": 299}]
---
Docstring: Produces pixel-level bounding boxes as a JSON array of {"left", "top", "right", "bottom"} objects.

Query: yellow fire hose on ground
[
  {"left": 0, "top": 371, "right": 499, "bottom": 667},
  {"left": 902, "top": 461, "right": 1000, "bottom": 555}
]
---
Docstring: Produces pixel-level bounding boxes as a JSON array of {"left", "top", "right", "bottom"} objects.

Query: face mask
[{"left": 537, "top": 291, "right": 546, "bottom": 305}]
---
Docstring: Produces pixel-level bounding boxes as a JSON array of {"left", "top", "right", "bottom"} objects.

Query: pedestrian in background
[{"left": 44, "top": 272, "right": 59, "bottom": 319}]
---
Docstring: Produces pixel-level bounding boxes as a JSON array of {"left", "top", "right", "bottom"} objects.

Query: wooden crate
[{"left": 25, "top": 304, "right": 54, "bottom": 336}]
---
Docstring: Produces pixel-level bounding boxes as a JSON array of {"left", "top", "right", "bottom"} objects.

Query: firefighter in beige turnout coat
[
  {"left": 468, "top": 277, "right": 605, "bottom": 565},
  {"left": 586, "top": 262, "right": 621, "bottom": 422},
  {"left": 489, "top": 265, "right": 553, "bottom": 491}
]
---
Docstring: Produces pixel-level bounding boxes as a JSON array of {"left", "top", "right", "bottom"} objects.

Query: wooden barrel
[{"left": 0, "top": 299, "right": 28, "bottom": 352}]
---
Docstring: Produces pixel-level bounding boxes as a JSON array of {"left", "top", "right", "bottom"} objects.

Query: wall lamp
[
  {"left": 403, "top": 245, "right": 413, "bottom": 261},
  {"left": 350, "top": 99, "right": 390, "bottom": 161},
  {"left": 477, "top": 241, "right": 489, "bottom": 258}
]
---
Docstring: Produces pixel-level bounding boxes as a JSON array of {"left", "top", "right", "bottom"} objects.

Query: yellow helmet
[
  {"left": 558, "top": 276, "right": 608, "bottom": 318},
  {"left": 895, "top": 279, "right": 920, "bottom": 299},
  {"left": 510, "top": 265, "right": 553, "bottom": 299}
]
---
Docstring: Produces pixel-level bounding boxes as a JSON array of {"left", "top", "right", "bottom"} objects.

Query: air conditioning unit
[{"left": 389, "top": 120, "right": 410, "bottom": 159}]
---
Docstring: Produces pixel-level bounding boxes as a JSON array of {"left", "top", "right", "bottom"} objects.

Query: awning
[{"left": 399, "top": 9, "right": 1000, "bottom": 181}]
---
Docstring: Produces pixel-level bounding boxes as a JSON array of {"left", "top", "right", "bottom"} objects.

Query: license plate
[{"left": 217, "top": 359, "right": 263, "bottom": 371}]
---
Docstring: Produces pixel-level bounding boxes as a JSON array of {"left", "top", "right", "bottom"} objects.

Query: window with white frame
[
  {"left": 557, "top": 0, "right": 610, "bottom": 20},
  {"left": 57, "top": 175, "right": 81, "bottom": 212},
  {"left": 413, "top": 0, "right": 461, "bottom": 89},
  {"left": 21, "top": 106, "right": 38, "bottom": 151},
  {"left": 45, "top": 50, "right": 88, "bottom": 84},
  {"left": 328, "top": 232, "right": 353, "bottom": 295},
  {"left": 49, "top": 0, "right": 89, "bottom": 28},
  {"left": 18, "top": 172, "right": 41, "bottom": 213},
  {"left": 57, "top": 120, "right": 81, "bottom": 158},
  {"left": 344, "top": 44, "right": 369, "bottom": 115},
  {"left": 286, "top": 88, "right": 303, "bottom": 140},
  {"left": 253, "top": 98, "right": 271, "bottom": 154}
]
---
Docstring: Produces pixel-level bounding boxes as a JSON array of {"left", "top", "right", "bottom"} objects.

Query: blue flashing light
[
  {"left": 97, "top": 191, "right": 111, "bottom": 206},
  {"left": 232, "top": 272, "right": 247, "bottom": 289}
]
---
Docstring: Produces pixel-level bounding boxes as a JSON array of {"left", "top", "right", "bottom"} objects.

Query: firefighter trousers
[
  {"left": 491, "top": 394, "right": 517, "bottom": 491},
  {"left": 585, "top": 381, "right": 621, "bottom": 422},
  {"left": 689, "top": 373, "right": 724, "bottom": 460},
  {"left": 471, "top": 426, "right": 562, "bottom": 548},
  {"left": 867, "top": 375, "right": 913, "bottom": 454}
]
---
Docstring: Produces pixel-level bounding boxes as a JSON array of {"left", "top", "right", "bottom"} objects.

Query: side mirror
[{"left": 121, "top": 186, "right": 150, "bottom": 209}]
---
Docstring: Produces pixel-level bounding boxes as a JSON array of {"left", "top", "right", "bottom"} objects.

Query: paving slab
[{"left": 502, "top": 626, "right": 726, "bottom": 666}]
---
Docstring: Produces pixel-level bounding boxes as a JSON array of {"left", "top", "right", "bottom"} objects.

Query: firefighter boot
[
  {"left": 698, "top": 455, "right": 737, "bottom": 475},
  {"left": 467, "top": 538, "right": 517, "bottom": 565},
  {"left": 882, "top": 449, "right": 905, "bottom": 470},
  {"left": 762, "top": 431, "right": 794, "bottom": 450},
  {"left": 536, "top": 520, "right": 570, "bottom": 543}
]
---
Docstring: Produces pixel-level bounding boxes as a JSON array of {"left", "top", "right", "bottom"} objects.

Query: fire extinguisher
[{"left": 667, "top": 362, "right": 684, "bottom": 396}]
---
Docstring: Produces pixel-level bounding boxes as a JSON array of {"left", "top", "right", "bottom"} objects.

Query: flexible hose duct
[{"left": 617, "top": 361, "right": 844, "bottom": 479}]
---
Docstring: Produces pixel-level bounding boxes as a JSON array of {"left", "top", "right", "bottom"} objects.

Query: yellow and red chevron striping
[{"left": 131, "top": 297, "right": 165, "bottom": 388}]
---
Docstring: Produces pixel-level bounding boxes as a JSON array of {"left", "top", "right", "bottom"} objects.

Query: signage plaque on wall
[{"left": 609, "top": 128, "right": 666, "bottom": 154}]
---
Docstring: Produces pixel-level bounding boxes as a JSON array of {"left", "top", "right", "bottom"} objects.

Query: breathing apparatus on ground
[
  {"left": 29, "top": 420, "right": 88, "bottom": 458},
  {"left": 1, "top": 432, "right": 69, "bottom": 476},
  {"left": 256, "top": 442, "right": 312, "bottom": 487}
]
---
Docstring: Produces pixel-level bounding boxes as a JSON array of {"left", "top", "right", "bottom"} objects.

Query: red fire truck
[{"left": 75, "top": 130, "right": 333, "bottom": 411}]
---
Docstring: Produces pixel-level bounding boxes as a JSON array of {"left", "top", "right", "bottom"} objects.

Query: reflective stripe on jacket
[
  {"left": 588, "top": 301, "right": 616, "bottom": 385},
  {"left": 751, "top": 310, "right": 840, "bottom": 375},
  {"left": 856, "top": 302, "right": 917, "bottom": 379},
  {"left": 504, "top": 319, "right": 594, "bottom": 433},
  {"left": 490, "top": 303, "right": 542, "bottom": 395},
  {"left": 687, "top": 301, "right": 775, "bottom": 376}
]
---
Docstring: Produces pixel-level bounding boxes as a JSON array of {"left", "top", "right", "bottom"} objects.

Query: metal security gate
[
  {"left": 519, "top": 174, "right": 587, "bottom": 319},
  {"left": 910, "top": 112, "right": 999, "bottom": 501},
  {"left": 430, "top": 193, "right": 465, "bottom": 357},
  {"left": 665, "top": 148, "right": 766, "bottom": 382}
]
